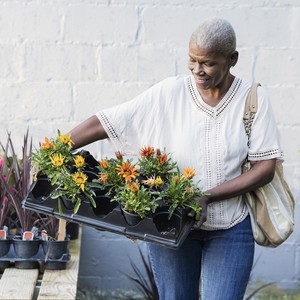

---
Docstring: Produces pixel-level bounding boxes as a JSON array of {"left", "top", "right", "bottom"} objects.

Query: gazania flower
[
  {"left": 116, "top": 161, "right": 138, "bottom": 183},
  {"left": 73, "top": 172, "right": 88, "bottom": 191},
  {"left": 182, "top": 167, "right": 196, "bottom": 180},
  {"left": 50, "top": 153, "right": 64, "bottom": 167},
  {"left": 99, "top": 159, "right": 109, "bottom": 169},
  {"left": 140, "top": 146, "right": 155, "bottom": 158},
  {"left": 142, "top": 176, "right": 163, "bottom": 189},
  {"left": 157, "top": 154, "right": 168, "bottom": 165},
  {"left": 115, "top": 151, "right": 123, "bottom": 160},
  {"left": 59, "top": 133, "right": 74, "bottom": 147},
  {"left": 173, "top": 176, "right": 180, "bottom": 184},
  {"left": 74, "top": 155, "right": 85, "bottom": 168},
  {"left": 41, "top": 137, "right": 52, "bottom": 150},
  {"left": 128, "top": 181, "right": 140, "bottom": 193},
  {"left": 98, "top": 173, "right": 109, "bottom": 183}
]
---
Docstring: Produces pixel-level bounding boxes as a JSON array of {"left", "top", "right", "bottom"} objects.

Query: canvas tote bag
[{"left": 243, "top": 83, "right": 295, "bottom": 247}]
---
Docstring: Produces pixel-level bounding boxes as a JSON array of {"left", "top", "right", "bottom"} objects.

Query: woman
[{"left": 69, "top": 18, "right": 282, "bottom": 299}]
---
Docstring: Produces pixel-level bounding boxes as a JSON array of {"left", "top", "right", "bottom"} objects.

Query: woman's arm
[
  {"left": 192, "top": 159, "right": 276, "bottom": 228},
  {"left": 69, "top": 115, "right": 108, "bottom": 150}
]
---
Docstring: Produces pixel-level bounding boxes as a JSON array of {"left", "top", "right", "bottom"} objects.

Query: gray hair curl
[{"left": 190, "top": 18, "right": 236, "bottom": 56}]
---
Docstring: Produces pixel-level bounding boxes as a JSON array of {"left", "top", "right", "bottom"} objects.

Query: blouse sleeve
[
  {"left": 247, "top": 85, "right": 283, "bottom": 161},
  {"left": 95, "top": 77, "right": 175, "bottom": 154}
]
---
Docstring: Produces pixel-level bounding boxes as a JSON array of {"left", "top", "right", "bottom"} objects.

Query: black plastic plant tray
[
  {"left": 0, "top": 239, "right": 70, "bottom": 269},
  {"left": 23, "top": 176, "right": 195, "bottom": 248}
]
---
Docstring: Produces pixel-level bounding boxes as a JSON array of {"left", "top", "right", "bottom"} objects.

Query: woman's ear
[{"left": 230, "top": 51, "right": 239, "bottom": 67}]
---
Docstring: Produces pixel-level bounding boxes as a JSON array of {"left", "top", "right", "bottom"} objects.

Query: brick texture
[{"left": 0, "top": 0, "right": 299, "bottom": 296}]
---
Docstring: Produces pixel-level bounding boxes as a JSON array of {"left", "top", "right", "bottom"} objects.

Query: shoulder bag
[{"left": 243, "top": 83, "right": 295, "bottom": 247}]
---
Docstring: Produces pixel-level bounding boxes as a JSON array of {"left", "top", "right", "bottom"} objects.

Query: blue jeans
[{"left": 148, "top": 216, "right": 254, "bottom": 300}]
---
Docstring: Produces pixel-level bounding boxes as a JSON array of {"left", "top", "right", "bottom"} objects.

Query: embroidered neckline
[{"left": 188, "top": 76, "right": 242, "bottom": 118}]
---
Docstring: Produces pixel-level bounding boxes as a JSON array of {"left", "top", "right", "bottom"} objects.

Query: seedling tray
[
  {"left": 0, "top": 238, "right": 70, "bottom": 270},
  {"left": 23, "top": 152, "right": 195, "bottom": 248}
]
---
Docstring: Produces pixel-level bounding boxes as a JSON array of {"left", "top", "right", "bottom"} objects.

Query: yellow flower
[
  {"left": 50, "top": 153, "right": 64, "bottom": 167},
  {"left": 41, "top": 137, "right": 52, "bottom": 150},
  {"left": 99, "top": 159, "right": 109, "bottom": 169},
  {"left": 116, "top": 161, "right": 139, "bottom": 183},
  {"left": 154, "top": 176, "right": 163, "bottom": 186},
  {"left": 59, "top": 133, "right": 74, "bottom": 147},
  {"left": 74, "top": 155, "right": 85, "bottom": 168},
  {"left": 73, "top": 172, "right": 88, "bottom": 191},
  {"left": 142, "top": 176, "right": 163, "bottom": 189},
  {"left": 182, "top": 167, "right": 196, "bottom": 179}
]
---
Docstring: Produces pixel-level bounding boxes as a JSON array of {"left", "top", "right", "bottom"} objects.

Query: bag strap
[{"left": 243, "top": 83, "right": 261, "bottom": 139}]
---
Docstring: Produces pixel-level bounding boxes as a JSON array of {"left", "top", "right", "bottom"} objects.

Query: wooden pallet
[{"left": 0, "top": 228, "right": 81, "bottom": 300}]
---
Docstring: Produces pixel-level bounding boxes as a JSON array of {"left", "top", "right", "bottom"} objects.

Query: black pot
[
  {"left": 0, "top": 238, "right": 12, "bottom": 268},
  {"left": 42, "top": 239, "right": 69, "bottom": 259},
  {"left": 92, "top": 196, "right": 118, "bottom": 218},
  {"left": 13, "top": 237, "right": 40, "bottom": 269},
  {"left": 121, "top": 207, "right": 142, "bottom": 226}
]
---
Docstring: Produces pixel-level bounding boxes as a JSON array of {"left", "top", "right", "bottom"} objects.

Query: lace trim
[
  {"left": 188, "top": 77, "right": 242, "bottom": 118},
  {"left": 248, "top": 149, "right": 283, "bottom": 160},
  {"left": 97, "top": 111, "right": 122, "bottom": 148}
]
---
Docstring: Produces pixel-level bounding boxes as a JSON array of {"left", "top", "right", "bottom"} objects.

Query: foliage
[
  {"left": 31, "top": 130, "right": 100, "bottom": 214},
  {"left": 124, "top": 246, "right": 159, "bottom": 300},
  {"left": 98, "top": 145, "right": 204, "bottom": 220},
  {"left": 0, "top": 130, "right": 39, "bottom": 232},
  {"left": 160, "top": 167, "right": 204, "bottom": 220}
]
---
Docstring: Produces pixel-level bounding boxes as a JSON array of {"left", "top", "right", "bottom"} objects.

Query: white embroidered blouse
[{"left": 96, "top": 75, "right": 282, "bottom": 230}]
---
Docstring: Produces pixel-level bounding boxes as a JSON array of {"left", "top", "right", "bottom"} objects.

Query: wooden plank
[
  {"left": 37, "top": 228, "right": 82, "bottom": 300},
  {"left": 0, "top": 269, "right": 39, "bottom": 300}
]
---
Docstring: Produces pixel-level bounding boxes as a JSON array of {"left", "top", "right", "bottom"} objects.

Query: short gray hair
[{"left": 190, "top": 18, "right": 236, "bottom": 56}]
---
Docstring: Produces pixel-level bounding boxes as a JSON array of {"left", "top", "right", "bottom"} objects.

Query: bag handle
[{"left": 243, "top": 83, "right": 261, "bottom": 138}]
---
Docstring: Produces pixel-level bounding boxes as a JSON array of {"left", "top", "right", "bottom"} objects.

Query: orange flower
[
  {"left": 99, "top": 159, "right": 109, "bottom": 169},
  {"left": 157, "top": 154, "right": 168, "bottom": 165},
  {"left": 116, "top": 161, "right": 139, "bottom": 183},
  {"left": 173, "top": 176, "right": 180, "bottom": 184},
  {"left": 99, "top": 173, "right": 109, "bottom": 183},
  {"left": 140, "top": 146, "right": 155, "bottom": 158},
  {"left": 182, "top": 167, "right": 196, "bottom": 179},
  {"left": 41, "top": 137, "right": 52, "bottom": 150},
  {"left": 128, "top": 181, "right": 140, "bottom": 192}
]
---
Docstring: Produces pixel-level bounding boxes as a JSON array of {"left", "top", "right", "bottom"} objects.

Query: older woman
[{"left": 70, "top": 18, "right": 281, "bottom": 299}]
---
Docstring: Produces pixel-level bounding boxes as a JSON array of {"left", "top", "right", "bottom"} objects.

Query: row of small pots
[{"left": 0, "top": 237, "right": 70, "bottom": 269}]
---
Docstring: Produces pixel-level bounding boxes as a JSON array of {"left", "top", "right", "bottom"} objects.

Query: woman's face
[{"left": 188, "top": 44, "right": 237, "bottom": 91}]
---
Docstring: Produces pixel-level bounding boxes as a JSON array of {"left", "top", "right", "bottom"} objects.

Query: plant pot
[
  {"left": 13, "top": 237, "right": 40, "bottom": 269},
  {"left": 121, "top": 207, "right": 143, "bottom": 226},
  {"left": 42, "top": 238, "right": 70, "bottom": 270},
  {"left": 0, "top": 238, "right": 12, "bottom": 268},
  {"left": 42, "top": 239, "right": 69, "bottom": 259},
  {"left": 92, "top": 196, "right": 118, "bottom": 218}
]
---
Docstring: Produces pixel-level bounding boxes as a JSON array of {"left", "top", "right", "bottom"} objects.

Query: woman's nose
[{"left": 193, "top": 63, "right": 204, "bottom": 75}]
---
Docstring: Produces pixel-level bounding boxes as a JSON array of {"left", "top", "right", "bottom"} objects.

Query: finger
[{"left": 187, "top": 209, "right": 195, "bottom": 218}]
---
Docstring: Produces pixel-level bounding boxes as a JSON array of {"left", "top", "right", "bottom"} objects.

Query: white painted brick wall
[{"left": 0, "top": 0, "right": 299, "bottom": 296}]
